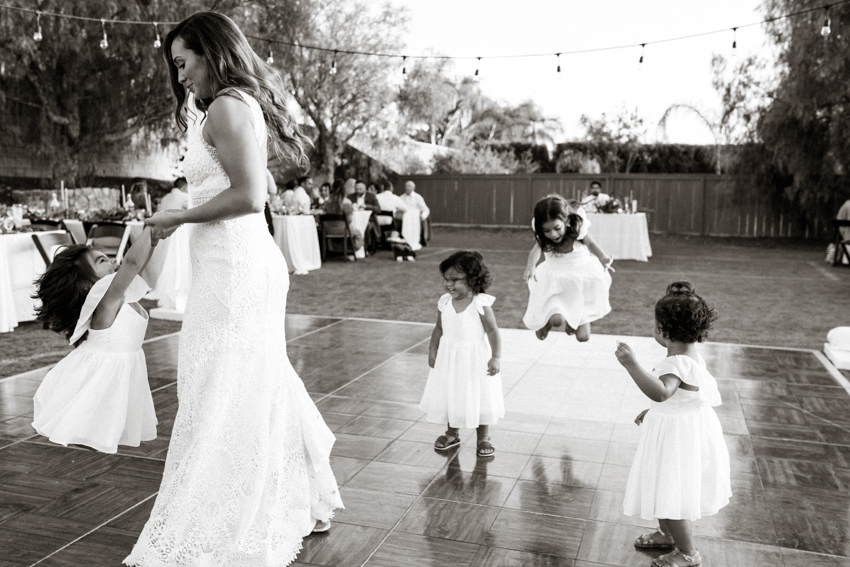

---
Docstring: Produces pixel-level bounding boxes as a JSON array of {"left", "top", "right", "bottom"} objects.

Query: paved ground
[{"left": 1, "top": 315, "right": 849, "bottom": 566}]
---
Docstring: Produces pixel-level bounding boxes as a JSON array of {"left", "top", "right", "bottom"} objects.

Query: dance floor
[{"left": 1, "top": 315, "right": 849, "bottom": 566}]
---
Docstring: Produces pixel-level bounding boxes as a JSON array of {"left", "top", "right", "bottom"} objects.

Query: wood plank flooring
[{"left": 1, "top": 315, "right": 849, "bottom": 566}]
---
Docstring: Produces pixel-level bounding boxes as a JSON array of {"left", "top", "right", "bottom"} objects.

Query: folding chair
[
  {"left": 834, "top": 219, "right": 850, "bottom": 267},
  {"left": 420, "top": 217, "right": 432, "bottom": 247},
  {"left": 319, "top": 214, "right": 357, "bottom": 261},
  {"left": 29, "top": 220, "right": 61, "bottom": 232},
  {"left": 61, "top": 219, "right": 88, "bottom": 245},
  {"left": 31, "top": 231, "right": 74, "bottom": 267},
  {"left": 376, "top": 211, "right": 396, "bottom": 249},
  {"left": 88, "top": 223, "right": 132, "bottom": 259}
]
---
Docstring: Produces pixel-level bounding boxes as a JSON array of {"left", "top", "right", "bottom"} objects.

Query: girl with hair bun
[
  {"left": 522, "top": 194, "right": 614, "bottom": 342},
  {"left": 614, "top": 282, "right": 730, "bottom": 567}
]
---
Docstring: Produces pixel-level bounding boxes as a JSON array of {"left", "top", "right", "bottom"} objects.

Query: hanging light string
[{"left": 0, "top": 0, "right": 845, "bottom": 60}]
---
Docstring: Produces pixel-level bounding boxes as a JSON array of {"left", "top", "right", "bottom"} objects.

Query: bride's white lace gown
[{"left": 124, "top": 90, "right": 342, "bottom": 567}]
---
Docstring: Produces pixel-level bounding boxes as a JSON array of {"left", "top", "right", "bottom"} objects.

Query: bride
[{"left": 124, "top": 12, "right": 342, "bottom": 567}]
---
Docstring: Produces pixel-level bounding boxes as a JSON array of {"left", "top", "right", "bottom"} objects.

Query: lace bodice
[{"left": 182, "top": 90, "right": 267, "bottom": 208}]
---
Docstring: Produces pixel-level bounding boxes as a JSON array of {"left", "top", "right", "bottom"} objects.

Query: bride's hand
[{"left": 145, "top": 210, "right": 183, "bottom": 240}]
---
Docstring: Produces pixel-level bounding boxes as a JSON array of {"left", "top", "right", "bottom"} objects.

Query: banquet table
[
  {"left": 349, "top": 210, "right": 372, "bottom": 259},
  {"left": 0, "top": 230, "right": 65, "bottom": 332},
  {"left": 586, "top": 212, "right": 652, "bottom": 262},
  {"left": 272, "top": 214, "right": 321, "bottom": 275}
]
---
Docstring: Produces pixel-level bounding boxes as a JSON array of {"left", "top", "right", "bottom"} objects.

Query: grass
[{"left": 3, "top": 227, "right": 848, "bottom": 379}]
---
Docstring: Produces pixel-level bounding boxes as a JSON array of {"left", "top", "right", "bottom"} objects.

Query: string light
[
  {"left": 474, "top": 56, "right": 481, "bottom": 82},
  {"left": 153, "top": 22, "right": 161, "bottom": 49},
  {"left": 638, "top": 43, "right": 645, "bottom": 69},
  {"left": 266, "top": 43, "right": 274, "bottom": 65},
  {"left": 556, "top": 52, "right": 562, "bottom": 80},
  {"left": 821, "top": 6, "right": 832, "bottom": 36},
  {"left": 732, "top": 27, "right": 738, "bottom": 55},
  {"left": 99, "top": 18, "right": 108, "bottom": 50},
  {"left": 33, "top": 11, "right": 42, "bottom": 42},
  {"left": 330, "top": 50, "right": 337, "bottom": 74},
  {"left": 402, "top": 55, "right": 407, "bottom": 79}
]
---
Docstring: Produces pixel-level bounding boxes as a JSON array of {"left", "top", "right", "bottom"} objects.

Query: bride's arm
[{"left": 147, "top": 96, "right": 267, "bottom": 236}]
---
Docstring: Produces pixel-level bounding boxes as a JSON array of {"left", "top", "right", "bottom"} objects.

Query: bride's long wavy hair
[{"left": 163, "top": 12, "right": 310, "bottom": 170}]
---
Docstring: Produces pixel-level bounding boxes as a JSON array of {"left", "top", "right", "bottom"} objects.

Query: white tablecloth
[
  {"left": 401, "top": 211, "right": 423, "bottom": 252},
  {"left": 586, "top": 213, "right": 652, "bottom": 262},
  {"left": 272, "top": 215, "right": 321, "bottom": 275},
  {"left": 0, "top": 230, "right": 65, "bottom": 332},
  {"left": 349, "top": 210, "right": 372, "bottom": 259}
]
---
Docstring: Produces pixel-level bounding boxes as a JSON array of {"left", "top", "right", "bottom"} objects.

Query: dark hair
[
  {"left": 532, "top": 194, "right": 583, "bottom": 253},
  {"left": 297, "top": 175, "right": 311, "bottom": 185},
  {"left": 174, "top": 177, "right": 188, "bottom": 189},
  {"left": 439, "top": 251, "right": 492, "bottom": 294},
  {"left": 320, "top": 182, "right": 331, "bottom": 190},
  {"left": 655, "top": 281, "right": 716, "bottom": 344},
  {"left": 163, "top": 12, "right": 311, "bottom": 169},
  {"left": 590, "top": 181, "right": 602, "bottom": 188},
  {"left": 32, "top": 244, "right": 100, "bottom": 346}
]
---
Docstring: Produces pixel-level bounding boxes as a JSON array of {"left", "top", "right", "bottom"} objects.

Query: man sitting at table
[
  {"left": 351, "top": 180, "right": 381, "bottom": 213},
  {"left": 159, "top": 177, "right": 189, "bottom": 211},
  {"left": 290, "top": 176, "right": 312, "bottom": 215},
  {"left": 375, "top": 182, "right": 407, "bottom": 241}
]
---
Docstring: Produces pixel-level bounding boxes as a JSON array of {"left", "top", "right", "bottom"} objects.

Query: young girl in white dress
[
  {"left": 31, "top": 227, "right": 159, "bottom": 453},
  {"left": 420, "top": 251, "right": 504, "bottom": 458},
  {"left": 523, "top": 194, "right": 614, "bottom": 342},
  {"left": 615, "top": 282, "right": 731, "bottom": 567}
]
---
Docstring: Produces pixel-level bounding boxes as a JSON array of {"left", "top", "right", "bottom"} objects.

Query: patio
[{"left": 1, "top": 314, "right": 848, "bottom": 567}]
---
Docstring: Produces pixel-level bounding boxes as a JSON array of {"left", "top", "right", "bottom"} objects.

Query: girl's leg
[
  {"left": 476, "top": 424, "right": 494, "bottom": 457},
  {"left": 435, "top": 424, "right": 460, "bottom": 450},
  {"left": 536, "top": 313, "right": 565, "bottom": 340},
  {"left": 575, "top": 323, "right": 591, "bottom": 342},
  {"left": 663, "top": 519, "right": 697, "bottom": 555}
]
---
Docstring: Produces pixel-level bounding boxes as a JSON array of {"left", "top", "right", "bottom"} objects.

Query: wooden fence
[{"left": 397, "top": 174, "right": 828, "bottom": 238}]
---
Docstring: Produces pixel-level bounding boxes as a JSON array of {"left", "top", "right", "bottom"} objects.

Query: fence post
[{"left": 702, "top": 175, "right": 708, "bottom": 236}]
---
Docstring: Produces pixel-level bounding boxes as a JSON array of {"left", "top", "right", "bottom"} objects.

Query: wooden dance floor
[{"left": 1, "top": 315, "right": 849, "bottom": 566}]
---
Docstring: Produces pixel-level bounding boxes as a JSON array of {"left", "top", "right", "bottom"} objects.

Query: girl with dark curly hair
[
  {"left": 522, "top": 194, "right": 614, "bottom": 341},
  {"left": 31, "top": 228, "right": 159, "bottom": 454},
  {"left": 614, "top": 282, "right": 730, "bottom": 567},
  {"left": 419, "top": 251, "right": 504, "bottom": 458}
]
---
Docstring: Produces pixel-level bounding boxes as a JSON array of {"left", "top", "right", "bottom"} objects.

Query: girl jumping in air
[
  {"left": 523, "top": 194, "right": 613, "bottom": 341},
  {"left": 420, "top": 251, "right": 504, "bottom": 458},
  {"left": 31, "top": 228, "right": 160, "bottom": 453},
  {"left": 615, "top": 281, "right": 731, "bottom": 567}
]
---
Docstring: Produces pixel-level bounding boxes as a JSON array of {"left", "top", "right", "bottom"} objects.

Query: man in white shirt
[
  {"left": 160, "top": 177, "right": 189, "bottom": 211},
  {"left": 290, "top": 176, "right": 312, "bottom": 215},
  {"left": 375, "top": 182, "right": 407, "bottom": 226},
  {"left": 399, "top": 180, "right": 430, "bottom": 251},
  {"left": 400, "top": 180, "right": 430, "bottom": 220}
]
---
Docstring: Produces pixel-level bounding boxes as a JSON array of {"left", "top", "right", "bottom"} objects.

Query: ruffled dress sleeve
[
  {"left": 437, "top": 293, "right": 453, "bottom": 313},
  {"left": 572, "top": 205, "right": 590, "bottom": 240},
  {"left": 654, "top": 355, "right": 722, "bottom": 406},
  {"left": 472, "top": 293, "right": 496, "bottom": 315},
  {"left": 68, "top": 274, "right": 150, "bottom": 345}
]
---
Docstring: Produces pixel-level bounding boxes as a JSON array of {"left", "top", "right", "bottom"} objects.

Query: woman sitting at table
[{"left": 323, "top": 179, "right": 364, "bottom": 253}]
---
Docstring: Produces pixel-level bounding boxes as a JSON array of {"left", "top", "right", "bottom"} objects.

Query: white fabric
[
  {"left": 152, "top": 225, "right": 193, "bottom": 313},
  {"left": 272, "top": 214, "right": 321, "bottom": 275},
  {"left": 0, "top": 236, "right": 19, "bottom": 332},
  {"left": 827, "top": 327, "right": 850, "bottom": 350},
  {"left": 401, "top": 210, "right": 422, "bottom": 252},
  {"left": 400, "top": 191, "right": 430, "bottom": 220},
  {"left": 291, "top": 187, "right": 312, "bottom": 214},
  {"left": 125, "top": 89, "right": 342, "bottom": 567},
  {"left": 0, "top": 230, "right": 65, "bottom": 330},
  {"left": 159, "top": 188, "right": 189, "bottom": 211},
  {"left": 839, "top": 199, "right": 850, "bottom": 240},
  {"left": 523, "top": 244, "right": 612, "bottom": 331},
  {"left": 375, "top": 191, "right": 407, "bottom": 220},
  {"left": 349, "top": 210, "right": 372, "bottom": 259},
  {"left": 585, "top": 212, "right": 653, "bottom": 261},
  {"left": 624, "top": 354, "right": 731, "bottom": 521},
  {"left": 419, "top": 293, "right": 505, "bottom": 429},
  {"left": 32, "top": 273, "right": 157, "bottom": 453}
]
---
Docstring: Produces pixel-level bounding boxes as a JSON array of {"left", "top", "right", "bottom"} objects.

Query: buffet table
[
  {"left": 0, "top": 230, "right": 65, "bottom": 332},
  {"left": 271, "top": 214, "right": 321, "bottom": 275},
  {"left": 586, "top": 213, "right": 652, "bottom": 262}
]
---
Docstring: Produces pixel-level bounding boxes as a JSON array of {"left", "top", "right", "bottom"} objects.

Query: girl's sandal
[
  {"left": 476, "top": 436, "right": 495, "bottom": 458},
  {"left": 651, "top": 548, "right": 701, "bottom": 567},
  {"left": 434, "top": 432, "right": 460, "bottom": 451},
  {"left": 634, "top": 529, "right": 675, "bottom": 549}
]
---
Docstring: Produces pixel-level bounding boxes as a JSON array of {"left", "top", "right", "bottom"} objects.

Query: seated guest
[
  {"left": 375, "top": 182, "right": 407, "bottom": 229},
  {"left": 281, "top": 179, "right": 297, "bottom": 212},
  {"left": 400, "top": 180, "right": 430, "bottom": 251},
  {"left": 160, "top": 177, "right": 189, "bottom": 211},
  {"left": 350, "top": 180, "right": 381, "bottom": 213},
  {"left": 318, "top": 182, "right": 330, "bottom": 206},
  {"left": 367, "top": 182, "right": 379, "bottom": 194},
  {"left": 323, "top": 179, "right": 364, "bottom": 254},
  {"left": 290, "top": 176, "right": 312, "bottom": 214}
]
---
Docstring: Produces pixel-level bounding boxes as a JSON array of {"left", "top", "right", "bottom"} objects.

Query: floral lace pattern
[{"left": 124, "top": 90, "right": 342, "bottom": 567}]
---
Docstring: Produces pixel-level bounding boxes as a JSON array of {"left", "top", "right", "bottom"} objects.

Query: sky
[{"left": 392, "top": 0, "right": 774, "bottom": 145}]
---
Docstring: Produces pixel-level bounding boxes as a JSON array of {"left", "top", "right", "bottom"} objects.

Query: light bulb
[
  {"left": 402, "top": 56, "right": 407, "bottom": 79},
  {"left": 154, "top": 37, "right": 161, "bottom": 49},
  {"left": 267, "top": 50, "right": 274, "bottom": 65},
  {"left": 822, "top": 18, "right": 831, "bottom": 37},
  {"left": 100, "top": 20, "right": 108, "bottom": 50},
  {"left": 33, "top": 13, "right": 42, "bottom": 42},
  {"left": 556, "top": 54, "right": 562, "bottom": 80},
  {"left": 731, "top": 28, "right": 737, "bottom": 57},
  {"left": 474, "top": 57, "right": 481, "bottom": 82},
  {"left": 330, "top": 52, "right": 337, "bottom": 75}
]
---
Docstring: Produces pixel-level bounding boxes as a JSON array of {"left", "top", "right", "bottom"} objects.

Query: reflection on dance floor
[{"left": 1, "top": 315, "right": 849, "bottom": 566}]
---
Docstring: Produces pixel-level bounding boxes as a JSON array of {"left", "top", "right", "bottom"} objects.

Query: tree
[
  {"left": 252, "top": 0, "right": 408, "bottom": 181},
  {"left": 0, "top": 0, "right": 217, "bottom": 184},
  {"left": 579, "top": 107, "right": 646, "bottom": 173},
  {"left": 397, "top": 58, "right": 460, "bottom": 145}
]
